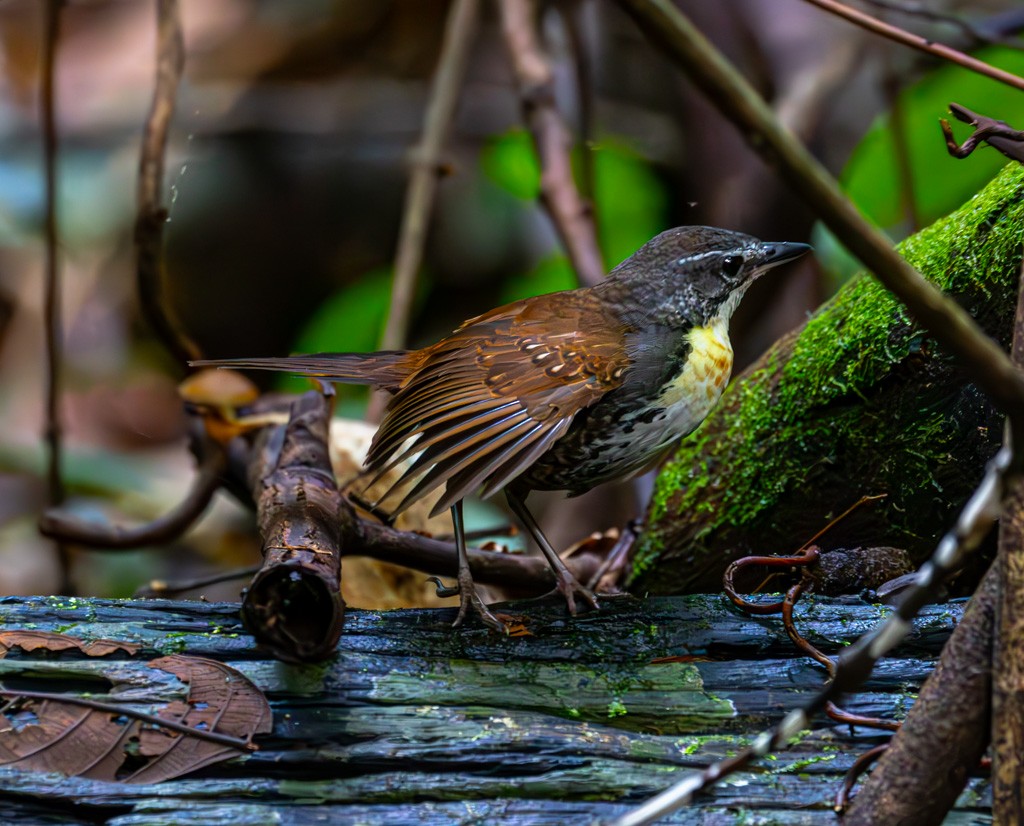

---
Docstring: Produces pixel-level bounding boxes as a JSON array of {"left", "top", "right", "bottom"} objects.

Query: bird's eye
[{"left": 721, "top": 255, "right": 744, "bottom": 277}]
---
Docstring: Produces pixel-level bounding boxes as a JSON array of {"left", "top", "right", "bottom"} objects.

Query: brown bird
[{"left": 193, "top": 227, "right": 809, "bottom": 631}]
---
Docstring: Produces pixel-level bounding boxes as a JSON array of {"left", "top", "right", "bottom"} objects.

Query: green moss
[{"left": 635, "top": 164, "right": 1024, "bottom": 583}]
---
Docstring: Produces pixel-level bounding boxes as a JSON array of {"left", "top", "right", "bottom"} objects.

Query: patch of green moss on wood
[{"left": 635, "top": 164, "right": 1024, "bottom": 589}]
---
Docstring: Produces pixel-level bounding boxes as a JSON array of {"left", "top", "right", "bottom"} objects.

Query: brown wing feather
[
  {"left": 364, "top": 290, "right": 630, "bottom": 515},
  {"left": 191, "top": 352, "right": 415, "bottom": 393}
]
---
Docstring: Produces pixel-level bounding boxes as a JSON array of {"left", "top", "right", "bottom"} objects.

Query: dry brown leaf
[
  {"left": 125, "top": 655, "right": 273, "bottom": 783},
  {"left": 0, "top": 651, "right": 271, "bottom": 783},
  {"left": 0, "top": 630, "right": 139, "bottom": 658}
]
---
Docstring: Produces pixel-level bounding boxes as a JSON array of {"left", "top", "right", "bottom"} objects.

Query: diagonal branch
[
  {"left": 37, "top": 445, "right": 227, "bottom": 550},
  {"left": 616, "top": 0, "right": 1024, "bottom": 452},
  {"left": 379, "top": 0, "right": 480, "bottom": 354},
  {"left": 799, "top": 0, "right": 1024, "bottom": 93},
  {"left": 500, "top": 0, "right": 605, "bottom": 287},
  {"left": 136, "top": 0, "right": 201, "bottom": 367}
]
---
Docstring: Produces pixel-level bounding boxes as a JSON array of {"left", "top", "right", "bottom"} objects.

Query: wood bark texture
[{"left": 0, "top": 594, "right": 990, "bottom": 824}]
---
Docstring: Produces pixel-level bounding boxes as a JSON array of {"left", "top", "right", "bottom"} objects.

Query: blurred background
[{"left": 0, "top": 0, "right": 1021, "bottom": 603}]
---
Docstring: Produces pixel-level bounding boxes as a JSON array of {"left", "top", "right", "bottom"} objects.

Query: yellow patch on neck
[{"left": 656, "top": 319, "right": 734, "bottom": 407}]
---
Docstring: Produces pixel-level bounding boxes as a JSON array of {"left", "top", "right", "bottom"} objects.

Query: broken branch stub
[{"left": 241, "top": 387, "right": 346, "bottom": 663}]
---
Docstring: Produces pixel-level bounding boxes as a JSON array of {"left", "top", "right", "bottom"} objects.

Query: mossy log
[
  {"left": 0, "top": 594, "right": 991, "bottom": 824},
  {"left": 633, "top": 164, "right": 1024, "bottom": 594}
]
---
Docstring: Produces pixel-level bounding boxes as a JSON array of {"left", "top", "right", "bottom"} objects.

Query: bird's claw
[
  {"left": 555, "top": 570, "right": 600, "bottom": 615},
  {"left": 427, "top": 576, "right": 507, "bottom": 635}
]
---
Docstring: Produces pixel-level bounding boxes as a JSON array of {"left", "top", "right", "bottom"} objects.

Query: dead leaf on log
[
  {"left": 0, "top": 651, "right": 271, "bottom": 783},
  {"left": 127, "top": 655, "right": 273, "bottom": 783},
  {"left": 0, "top": 630, "right": 139, "bottom": 658}
]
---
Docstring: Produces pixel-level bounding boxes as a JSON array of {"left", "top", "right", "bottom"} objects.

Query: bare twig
[
  {"left": 616, "top": 0, "right": 1024, "bottom": 454},
  {"left": 354, "top": 517, "right": 601, "bottom": 590},
  {"left": 135, "top": 565, "right": 260, "bottom": 599},
  {"left": 940, "top": 102, "right": 1024, "bottom": 163},
  {"left": 799, "top": 0, "right": 1024, "bottom": 93},
  {"left": 41, "top": 0, "right": 70, "bottom": 595},
  {"left": 379, "top": 0, "right": 479, "bottom": 355},
  {"left": 858, "top": 0, "right": 1024, "bottom": 49},
  {"left": 136, "top": 0, "right": 201, "bottom": 367},
  {"left": 0, "top": 690, "right": 256, "bottom": 752},
  {"left": 500, "top": 0, "right": 604, "bottom": 287},
  {"left": 38, "top": 446, "right": 227, "bottom": 549}
]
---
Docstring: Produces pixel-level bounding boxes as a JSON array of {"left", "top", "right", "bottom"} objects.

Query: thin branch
[
  {"left": 0, "top": 690, "right": 256, "bottom": 752},
  {"left": 136, "top": 0, "right": 201, "bottom": 367},
  {"left": 353, "top": 517, "right": 601, "bottom": 589},
  {"left": 858, "top": 0, "right": 1024, "bottom": 49},
  {"left": 37, "top": 447, "right": 226, "bottom": 549},
  {"left": 500, "top": 0, "right": 605, "bottom": 287},
  {"left": 378, "top": 0, "right": 480, "bottom": 354},
  {"left": 799, "top": 0, "right": 1024, "bottom": 93},
  {"left": 41, "top": 0, "right": 70, "bottom": 595},
  {"left": 616, "top": 0, "right": 1024, "bottom": 455},
  {"left": 134, "top": 565, "right": 260, "bottom": 599},
  {"left": 992, "top": 260, "right": 1024, "bottom": 822}
]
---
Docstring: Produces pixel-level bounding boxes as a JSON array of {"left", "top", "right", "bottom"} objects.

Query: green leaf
[
  {"left": 481, "top": 130, "right": 540, "bottom": 200},
  {"left": 592, "top": 139, "right": 668, "bottom": 267}
]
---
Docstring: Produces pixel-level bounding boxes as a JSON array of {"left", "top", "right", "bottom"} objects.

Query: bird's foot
[
  {"left": 427, "top": 576, "right": 507, "bottom": 635},
  {"left": 554, "top": 569, "right": 600, "bottom": 615}
]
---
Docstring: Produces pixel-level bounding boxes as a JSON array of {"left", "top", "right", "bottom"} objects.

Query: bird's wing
[{"left": 364, "top": 292, "right": 630, "bottom": 517}]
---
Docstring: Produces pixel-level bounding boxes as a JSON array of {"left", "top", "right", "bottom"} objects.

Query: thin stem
[
  {"left": 38, "top": 447, "right": 227, "bottom": 549},
  {"left": 136, "top": 0, "right": 201, "bottom": 367},
  {"left": 857, "top": 0, "right": 1020, "bottom": 48},
  {"left": 500, "top": 0, "right": 605, "bottom": 287},
  {"left": 0, "top": 689, "right": 255, "bottom": 752},
  {"left": 41, "top": 0, "right": 70, "bottom": 594},
  {"left": 800, "top": 0, "right": 1024, "bottom": 93},
  {"left": 379, "top": 0, "right": 480, "bottom": 355}
]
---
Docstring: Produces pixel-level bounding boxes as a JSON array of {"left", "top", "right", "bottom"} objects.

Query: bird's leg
[
  {"left": 438, "top": 500, "right": 506, "bottom": 633},
  {"left": 505, "top": 488, "right": 600, "bottom": 614}
]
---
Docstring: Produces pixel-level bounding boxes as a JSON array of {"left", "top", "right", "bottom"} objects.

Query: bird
[{"left": 193, "top": 226, "right": 810, "bottom": 632}]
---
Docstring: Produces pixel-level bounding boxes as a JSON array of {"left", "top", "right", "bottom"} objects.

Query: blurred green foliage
[
  {"left": 484, "top": 129, "right": 668, "bottom": 302},
  {"left": 288, "top": 130, "right": 669, "bottom": 387},
  {"left": 816, "top": 47, "right": 1024, "bottom": 285}
]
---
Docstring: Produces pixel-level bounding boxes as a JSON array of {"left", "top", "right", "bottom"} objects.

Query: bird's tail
[{"left": 190, "top": 350, "right": 414, "bottom": 391}]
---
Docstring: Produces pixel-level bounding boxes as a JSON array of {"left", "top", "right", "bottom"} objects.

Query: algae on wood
[
  {"left": 0, "top": 594, "right": 988, "bottom": 824},
  {"left": 633, "top": 164, "right": 1024, "bottom": 594}
]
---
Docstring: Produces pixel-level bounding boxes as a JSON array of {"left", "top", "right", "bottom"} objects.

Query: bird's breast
[{"left": 656, "top": 320, "right": 734, "bottom": 412}]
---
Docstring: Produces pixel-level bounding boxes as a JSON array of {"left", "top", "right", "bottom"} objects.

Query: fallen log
[{"left": 0, "top": 594, "right": 990, "bottom": 824}]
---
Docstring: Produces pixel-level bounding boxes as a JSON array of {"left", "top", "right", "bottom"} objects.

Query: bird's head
[{"left": 605, "top": 226, "right": 811, "bottom": 327}]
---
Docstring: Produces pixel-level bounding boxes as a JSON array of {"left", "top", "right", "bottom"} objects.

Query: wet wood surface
[{"left": 0, "top": 593, "right": 991, "bottom": 825}]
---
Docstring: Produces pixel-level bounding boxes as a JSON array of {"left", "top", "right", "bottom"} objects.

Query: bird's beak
[{"left": 760, "top": 241, "right": 812, "bottom": 269}]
